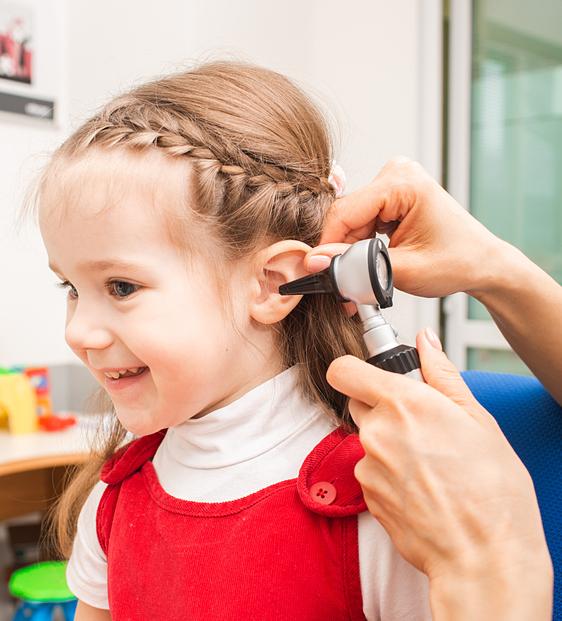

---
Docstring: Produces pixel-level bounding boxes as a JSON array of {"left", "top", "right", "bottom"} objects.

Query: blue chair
[{"left": 463, "top": 371, "right": 561, "bottom": 620}]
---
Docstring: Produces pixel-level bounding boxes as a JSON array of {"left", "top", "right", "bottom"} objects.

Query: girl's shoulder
[{"left": 297, "top": 426, "right": 367, "bottom": 517}]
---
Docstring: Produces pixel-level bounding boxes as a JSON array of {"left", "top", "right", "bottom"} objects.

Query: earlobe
[{"left": 249, "top": 240, "right": 312, "bottom": 325}]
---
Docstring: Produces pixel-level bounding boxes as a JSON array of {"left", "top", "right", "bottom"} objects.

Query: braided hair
[{"left": 33, "top": 60, "right": 367, "bottom": 558}]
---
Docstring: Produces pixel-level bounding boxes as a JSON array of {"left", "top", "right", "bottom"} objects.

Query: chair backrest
[{"left": 462, "top": 371, "right": 561, "bottom": 620}]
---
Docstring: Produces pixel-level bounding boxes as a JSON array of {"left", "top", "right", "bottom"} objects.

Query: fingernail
[
  {"left": 424, "top": 327, "right": 442, "bottom": 351},
  {"left": 307, "top": 255, "right": 331, "bottom": 271}
]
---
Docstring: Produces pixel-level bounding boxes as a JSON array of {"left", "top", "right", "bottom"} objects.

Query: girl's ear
[{"left": 249, "top": 240, "right": 312, "bottom": 325}]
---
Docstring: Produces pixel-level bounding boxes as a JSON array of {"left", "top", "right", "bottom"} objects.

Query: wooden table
[{"left": 0, "top": 417, "right": 99, "bottom": 521}]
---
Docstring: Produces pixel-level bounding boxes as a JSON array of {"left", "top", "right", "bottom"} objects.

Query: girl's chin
[
  {"left": 114, "top": 412, "right": 161, "bottom": 437},
  {"left": 122, "top": 424, "right": 160, "bottom": 437}
]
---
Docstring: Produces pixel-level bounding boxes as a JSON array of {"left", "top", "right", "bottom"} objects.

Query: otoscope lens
[{"left": 376, "top": 254, "right": 389, "bottom": 290}]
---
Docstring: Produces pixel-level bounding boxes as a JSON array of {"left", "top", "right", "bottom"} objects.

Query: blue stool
[{"left": 9, "top": 561, "right": 77, "bottom": 620}]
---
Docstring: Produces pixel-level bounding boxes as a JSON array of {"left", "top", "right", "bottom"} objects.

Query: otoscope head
[{"left": 279, "top": 237, "right": 394, "bottom": 308}]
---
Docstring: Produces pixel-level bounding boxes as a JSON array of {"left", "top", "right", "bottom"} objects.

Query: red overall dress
[{"left": 97, "top": 426, "right": 369, "bottom": 620}]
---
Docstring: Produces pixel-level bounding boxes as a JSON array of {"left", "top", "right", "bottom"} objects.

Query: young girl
[{"left": 33, "top": 61, "right": 432, "bottom": 620}]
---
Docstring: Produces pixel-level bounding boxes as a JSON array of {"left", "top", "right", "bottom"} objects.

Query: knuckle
[
  {"left": 348, "top": 397, "right": 362, "bottom": 417},
  {"left": 395, "top": 385, "right": 425, "bottom": 412},
  {"left": 387, "top": 182, "right": 417, "bottom": 212},
  {"left": 388, "top": 154, "right": 412, "bottom": 166},
  {"left": 430, "top": 358, "right": 461, "bottom": 383},
  {"left": 326, "top": 355, "right": 353, "bottom": 383},
  {"left": 353, "top": 457, "right": 378, "bottom": 498},
  {"left": 358, "top": 424, "right": 378, "bottom": 457},
  {"left": 353, "top": 457, "right": 368, "bottom": 486},
  {"left": 406, "top": 159, "right": 424, "bottom": 174}
]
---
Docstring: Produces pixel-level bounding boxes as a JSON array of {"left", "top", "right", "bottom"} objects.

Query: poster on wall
[{"left": 0, "top": 0, "right": 62, "bottom": 124}]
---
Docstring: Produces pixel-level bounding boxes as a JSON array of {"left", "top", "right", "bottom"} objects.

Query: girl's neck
[{"left": 163, "top": 364, "right": 326, "bottom": 469}]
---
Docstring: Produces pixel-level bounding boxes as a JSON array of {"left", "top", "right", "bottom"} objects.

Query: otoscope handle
[{"left": 366, "top": 344, "right": 424, "bottom": 382}]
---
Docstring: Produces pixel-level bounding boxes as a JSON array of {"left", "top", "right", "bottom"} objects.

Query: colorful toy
[
  {"left": 0, "top": 366, "right": 76, "bottom": 434},
  {"left": 0, "top": 369, "right": 38, "bottom": 434},
  {"left": 38, "top": 413, "right": 76, "bottom": 432},
  {"left": 24, "top": 367, "right": 53, "bottom": 417}
]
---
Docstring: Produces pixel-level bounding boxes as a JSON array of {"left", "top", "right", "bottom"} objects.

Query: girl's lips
[{"left": 104, "top": 366, "right": 149, "bottom": 392}]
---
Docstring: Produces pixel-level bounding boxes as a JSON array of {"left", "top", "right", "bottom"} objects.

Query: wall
[{"left": 0, "top": 0, "right": 439, "bottom": 370}]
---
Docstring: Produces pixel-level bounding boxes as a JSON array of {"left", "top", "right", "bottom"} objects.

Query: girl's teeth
[{"left": 104, "top": 368, "right": 145, "bottom": 379}]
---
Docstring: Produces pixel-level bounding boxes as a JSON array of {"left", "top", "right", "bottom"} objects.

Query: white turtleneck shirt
[{"left": 66, "top": 365, "right": 432, "bottom": 620}]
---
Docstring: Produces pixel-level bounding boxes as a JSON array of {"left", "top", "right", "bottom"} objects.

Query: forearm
[
  {"left": 429, "top": 552, "right": 553, "bottom": 621},
  {"left": 468, "top": 239, "right": 562, "bottom": 405}
]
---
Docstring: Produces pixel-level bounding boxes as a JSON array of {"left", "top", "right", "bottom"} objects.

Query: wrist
[
  {"left": 429, "top": 550, "right": 553, "bottom": 621},
  {"left": 464, "top": 238, "right": 538, "bottom": 304}
]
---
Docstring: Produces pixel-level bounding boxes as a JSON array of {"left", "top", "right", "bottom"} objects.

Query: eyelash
[{"left": 56, "top": 280, "right": 140, "bottom": 300}]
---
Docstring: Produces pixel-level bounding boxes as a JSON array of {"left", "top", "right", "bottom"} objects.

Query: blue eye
[
  {"left": 107, "top": 280, "right": 140, "bottom": 298},
  {"left": 55, "top": 280, "right": 139, "bottom": 299}
]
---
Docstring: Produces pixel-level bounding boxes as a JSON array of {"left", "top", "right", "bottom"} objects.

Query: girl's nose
[{"left": 65, "top": 305, "right": 113, "bottom": 352}]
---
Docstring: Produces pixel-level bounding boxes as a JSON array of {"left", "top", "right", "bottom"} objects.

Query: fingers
[
  {"left": 318, "top": 157, "right": 428, "bottom": 245},
  {"left": 303, "top": 243, "right": 358, "bottom": 316},
  {"left": 304, "top": 243, "right": 351, "bottom": 272},
  {"left": 416, "top": 328, "right": 483, "bottom": 415},
  {"left": 319, "top": 188, "right": 379, "bottom": 245},
  {"left": 328, "top": 343, "right": 488, "bottom": 430},
  {"left": 348, "top": 397, "right": 373, "bottom": 429},
  {"left": 326, "top": 355, "right": 416, "bottom": 425}
]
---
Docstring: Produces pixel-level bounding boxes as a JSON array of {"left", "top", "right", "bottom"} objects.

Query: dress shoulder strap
[
  {"left": 297, "top": 427, "right": 368, "bottom": 517},
  {"left": 100, "top": 429, "right": 167, "bottom": 485},
  {"left": 97, "top": 430, "right": 166, "bottom": 555}
]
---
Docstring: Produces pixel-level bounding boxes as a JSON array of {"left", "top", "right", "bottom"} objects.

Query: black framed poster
[{"left": 0, "top": 0, "right": 63, "bottom": 124}]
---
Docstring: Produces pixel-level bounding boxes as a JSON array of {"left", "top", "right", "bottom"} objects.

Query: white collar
[{"left": 163, "top": 365, "right": 324, "bottom": 469}]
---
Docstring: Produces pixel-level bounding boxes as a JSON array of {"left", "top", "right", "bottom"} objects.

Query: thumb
[
  {"left": 416, "top": 328, "right": 482, "bottom": 414},
  {"left": 304, "top": 243, "right": 351, "bottom": 272}
]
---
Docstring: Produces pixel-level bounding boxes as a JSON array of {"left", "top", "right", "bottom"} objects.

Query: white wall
[{"left": 0, "top": 0, "right": 440, "bottom": 367}]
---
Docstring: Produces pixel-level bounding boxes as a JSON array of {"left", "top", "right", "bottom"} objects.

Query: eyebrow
[{"left": 48, "top": 259, "right": 150, "bottom": 273}]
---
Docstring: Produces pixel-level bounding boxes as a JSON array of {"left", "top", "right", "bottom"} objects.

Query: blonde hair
[{"left": 34, "top": 60, "right": 367, "bottom": 558}]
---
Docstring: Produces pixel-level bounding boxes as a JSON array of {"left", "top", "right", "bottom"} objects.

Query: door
[{"left": 445, "top": 0, "right": 562, "bottom": 373}]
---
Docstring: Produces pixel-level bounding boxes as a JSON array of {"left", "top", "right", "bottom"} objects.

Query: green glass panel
[
  {"left": 467, "top": 296, "right": 491, "bottom": 321},
  {"left": 467, "top": 347, "right": 532, "bottom": 376},
  {"left": 469, "top": 0, "right": 562, "bottom": 322}
]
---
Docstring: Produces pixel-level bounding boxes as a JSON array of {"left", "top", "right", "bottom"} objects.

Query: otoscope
[{"left": 279, "top": 237, "right": 423, "bottom": 381}]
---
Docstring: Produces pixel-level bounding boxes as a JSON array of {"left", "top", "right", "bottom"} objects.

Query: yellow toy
[{"left": 0, "top": 369, "right": 38, "bottom": 434}]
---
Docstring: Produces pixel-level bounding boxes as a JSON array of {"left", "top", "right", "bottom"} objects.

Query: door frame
[{"left": 444, "top": 0, "right": 509, "bottom": 370}]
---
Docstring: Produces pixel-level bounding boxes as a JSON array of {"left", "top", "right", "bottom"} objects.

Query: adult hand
[
  {"left": 305, "top": 157, "right": 505, "bottom": 313},
  {"left": 326, "top": 329, "right": 553, "bottom": 619},
  {"left": 308, "top": 156, "right": 562, "bottom": 406}
]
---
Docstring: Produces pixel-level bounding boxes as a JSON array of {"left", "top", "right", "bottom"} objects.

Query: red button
[{"left": 310, "top": 481, "right": 337, "bottom": 505}]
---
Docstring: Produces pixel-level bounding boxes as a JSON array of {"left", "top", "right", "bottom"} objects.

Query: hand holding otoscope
[
  {"left": 282, "top": 158, "right": 555, "bottom": 620},
  {"left": 280, "top": 237, "right": 423, "bottom": 381}
]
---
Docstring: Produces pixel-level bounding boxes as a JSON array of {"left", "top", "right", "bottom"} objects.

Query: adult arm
[
  {"left": 467, "top": 239, "right": 562, "bottom": 405},
  {"left": 305, "top": 158, "right": 562, "bottom": 404}
]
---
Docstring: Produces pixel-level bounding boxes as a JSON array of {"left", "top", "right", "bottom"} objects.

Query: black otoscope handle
[{"left": 366, "top": 344, "right": 421, "bottom": 376}]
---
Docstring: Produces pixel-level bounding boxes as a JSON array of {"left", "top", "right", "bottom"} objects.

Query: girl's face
[{"left": 39, "top": 149, "right": 279, "bottom": 436}]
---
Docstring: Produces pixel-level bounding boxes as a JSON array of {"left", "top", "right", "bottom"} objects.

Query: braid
[
  {"left": 41, "top": 61, "right": 368, "bottom": 561},
  {"left": 78, "top": 102, "right": 335, "bottom": 203}
]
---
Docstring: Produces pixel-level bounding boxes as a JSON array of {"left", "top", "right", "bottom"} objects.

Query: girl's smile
[
  {"left": 38, "top": 147, "right": 283, "bottom": 435},
  {"left": 103, "top": 366, "right": 150, "bottom": 393}
]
